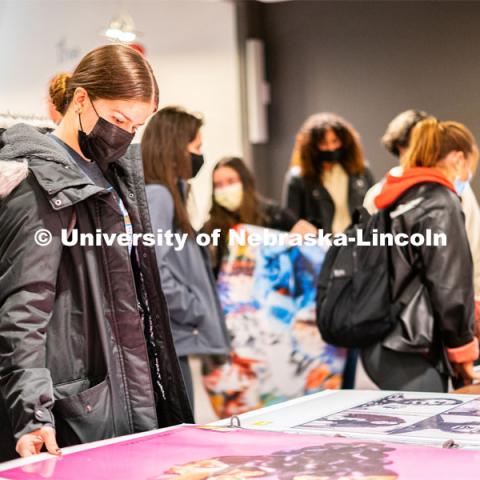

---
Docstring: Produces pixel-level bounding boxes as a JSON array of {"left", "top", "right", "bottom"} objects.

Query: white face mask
[{"left": 214, "top": 182, "right": 244, "bottom": 211}]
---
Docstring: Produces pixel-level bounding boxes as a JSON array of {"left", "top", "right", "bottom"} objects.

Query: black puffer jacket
[
  {"left": 0, "top": 124, "right": 193, "bottom": 461},
  {"left": 283, "top": 166, "right": 375, "bottom": 233}
]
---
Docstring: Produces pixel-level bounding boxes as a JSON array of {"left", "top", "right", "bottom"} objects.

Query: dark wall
[{"left": 246, "top": 0, "right": 480, "bottom": 201}]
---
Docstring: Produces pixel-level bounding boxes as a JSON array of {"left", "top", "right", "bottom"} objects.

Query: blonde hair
[
  {"left": 403, "top": 118, "right": 478, "bottom": 173},
  {"left": 49, "top": 72, "right": 71, "bottom": 116}
]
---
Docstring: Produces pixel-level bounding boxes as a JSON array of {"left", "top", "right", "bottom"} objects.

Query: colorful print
[{"left": 203, "top": 225, "right": 346, "bottom": 418}]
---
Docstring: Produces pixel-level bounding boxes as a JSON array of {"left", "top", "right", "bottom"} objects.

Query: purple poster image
[{"left": 1, "top": 426, "right": 480, "bottom": 480}]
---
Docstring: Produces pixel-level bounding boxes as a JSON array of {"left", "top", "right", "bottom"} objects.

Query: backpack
[{"left": 316, "top": 206, "right": 419, "bottom": 348}]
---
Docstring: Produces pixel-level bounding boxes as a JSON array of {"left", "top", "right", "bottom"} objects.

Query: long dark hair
[
  {"left": 297, "top": 112, "right": 366, "bottom": 182},
  {"left": 142, "top": 106, "right": 203, "bottom": 236},
  {"left": 204, "top": 157, "right": 265, "bottom": 249}
]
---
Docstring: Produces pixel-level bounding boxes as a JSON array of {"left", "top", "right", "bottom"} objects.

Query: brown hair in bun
[
  {"left": 48, "top": 72, "right": 72, "bottom": 116},
  {"left": 63, "top": 44, "right": 159, "bottom": 113}
]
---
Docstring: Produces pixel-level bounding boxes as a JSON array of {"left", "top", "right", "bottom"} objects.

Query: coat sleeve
[
  {"left": 416, "top": 198, "right": 478, "bottom": 362},
  {"left": 146, "top": 185, "right": 205, "bottom": 329},
  {"left": 282, "top": 168, "right": 305, "bottom": 220},
  {"left": 0, "top": 174, "right": 64, "bottom": 441},
  {"left": 461, "top": 184, "right": 480, "bottom": 301}
]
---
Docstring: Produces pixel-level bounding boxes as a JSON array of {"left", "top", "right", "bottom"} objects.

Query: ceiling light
[{"left": 103, "top": 11, "right": 140, "bottom": 43}]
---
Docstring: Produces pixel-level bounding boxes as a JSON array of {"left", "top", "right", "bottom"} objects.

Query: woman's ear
[{"left": 72, "top": 87, "right": 88, "bottom": 114}]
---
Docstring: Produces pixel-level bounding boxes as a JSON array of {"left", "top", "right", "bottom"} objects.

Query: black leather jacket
[
  {"left": 283, "top": 167, "right": 375, "bottom": 233},
  {"left": 0, "top": 125, "right": 193, "bottom": 461},
  {"left": 382, "top": 183, "right": 475, "bottom": 371}
]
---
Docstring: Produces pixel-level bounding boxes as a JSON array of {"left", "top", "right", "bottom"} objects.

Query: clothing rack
[{"left": 0, "top": 111, "right": 55, "bottom": 129}]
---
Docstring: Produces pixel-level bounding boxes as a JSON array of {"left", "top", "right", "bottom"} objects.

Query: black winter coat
[
  {"left": 283, "top": 167, "right": 375, "bottom": 233},
  {"left": 0, "top": 124, "right": 192, "bottom": 461}
]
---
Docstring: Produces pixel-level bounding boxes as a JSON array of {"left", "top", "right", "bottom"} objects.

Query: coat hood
[
  {"left": 374, "top": 167, "right": 456, "bottom": 210},
  {"left": 0, "top": 159, "right": 29, "bottom": 199},
  {"left": 0, "top": 123, "right": 74, "bottom": 199},
  {"left": 0, "top": 124, "right": 110, "bottom": 207},
  {"left": 0, "top": 123, "right": 68, "bottom": 164}
]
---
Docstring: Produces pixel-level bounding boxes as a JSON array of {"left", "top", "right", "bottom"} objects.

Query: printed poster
[
  {"left": 214, "top": 389, "right": 480, "bottom": 449},
  {"left": 202, "top": 225, "right": 346, "bottom": 418},
  {"left": 1, "top": 425, "right": 480, "bottom": 480}
]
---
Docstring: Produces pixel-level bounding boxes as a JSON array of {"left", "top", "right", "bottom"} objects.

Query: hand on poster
[
  {"left": 2, "top": 425, "right": 480, "bottom": 480},
  {"left": 454, "top": 361, "right": 480, "bottom": 385},
  {"left": 16, "top": 426, "right": 61, "bottom": 458}
]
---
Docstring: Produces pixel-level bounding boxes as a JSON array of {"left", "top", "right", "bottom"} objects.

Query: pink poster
[{"left": 1, "top": 425, "right": 480, "bottom": 480}]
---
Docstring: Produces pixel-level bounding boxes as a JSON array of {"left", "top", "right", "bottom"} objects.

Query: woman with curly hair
[{"left": 283, "top": 112, "right": 375, "bottom": 235}]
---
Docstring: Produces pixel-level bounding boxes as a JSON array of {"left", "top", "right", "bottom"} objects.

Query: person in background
[
  {"left": 362, "top": 118, "right": 480, "bottom": 392},
  {"left": 364, "top": 109, "right": 480, "bottom": 339},
  {"left": 0, "top": 45, "right": 192, "bottom": 461},
  {"left": 47, "top": 72, "right": 69, "bottom": 125},
  {"left": 283, "top": 113, "right": 375, "bottom": 389},
  {"left": 142, "top": 106, "right": 231, "bottom": 410},
  {"left": 203, "top": 156, "right": 314, "bottom": 277},
  {"left": 282, "top": 112, "right": 375, "bottom": 235}
]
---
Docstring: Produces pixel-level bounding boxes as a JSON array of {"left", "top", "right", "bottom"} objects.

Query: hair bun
[{"left": 48, "top": 72, "right": 71, "bottom": 115}]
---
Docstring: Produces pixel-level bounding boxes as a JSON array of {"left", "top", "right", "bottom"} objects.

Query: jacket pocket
[
  {"left": 383, "top": 286, "right": 434, "bottom": 353},
  {"left": 53, "top": 377, "right": 115, "bottom": 447}
]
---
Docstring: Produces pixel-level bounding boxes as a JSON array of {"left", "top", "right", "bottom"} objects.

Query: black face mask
[
  {"left": 190, "top": 152, "right": 205, "bottom": 177},
  {"left": 314, "top": 147, "right": 345, "bottom": 164},
  {"left": 78, "top": 101, "right": 135, "bottom": 166}
]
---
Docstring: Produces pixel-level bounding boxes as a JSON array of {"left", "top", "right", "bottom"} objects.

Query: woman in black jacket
[
  {"left": 362, "top": 118, "right": 480, "bottom": 392},
  {"left": 0, "top": 45, "right": 192, "bottom": 461},
  {"left": 203, "top": 156, "right": 313, "bottom": 276},
  {"left": 283, "top": 112, "right": 374, "bottom": 234}
]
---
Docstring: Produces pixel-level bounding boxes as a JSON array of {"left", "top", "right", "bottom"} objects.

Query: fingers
[
  {"left": 16, "top": 427, "right": 61, "bottom": 458},
  {"left": 456, "top": 362, "right": 480, "bottom": 384},
  {"left": 464, "top": 363, "right": 480, "bottom": 381},
  {"left": 41, "top": 426, "right": 61, "bottom": 456},
  {"left": 16, "top": 443, "right": 35, "bottom": 457},
  {"left": 16, "top": 434, "right": 43, "bottom": 458}
]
